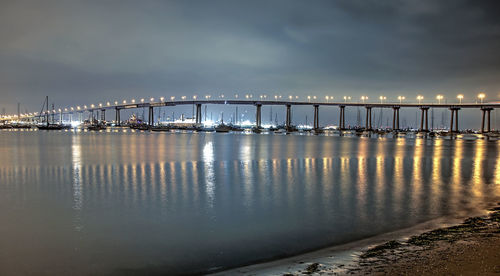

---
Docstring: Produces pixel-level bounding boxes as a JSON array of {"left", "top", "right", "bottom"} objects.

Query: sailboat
[
  {"left": 215, "top": 113, "right": 231, "bottom": 132},
  {"left": 37, "top": 96, "right": 71, "bottom": 130}
]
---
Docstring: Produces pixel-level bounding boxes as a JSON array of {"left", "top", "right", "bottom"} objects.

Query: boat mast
[
  {"left": 46, "top": 96, "right": 49, "bottom": 126},
  {"left": 51, "top": 103, "right": 55, "bottom": 124}
]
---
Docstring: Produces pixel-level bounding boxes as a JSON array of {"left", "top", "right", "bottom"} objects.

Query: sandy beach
[
  {"left": 214, "top": 203, "right": 500, "bottom": 275},
  {"left": 351, "top": 206, "right": 500, "bottom": 275}
]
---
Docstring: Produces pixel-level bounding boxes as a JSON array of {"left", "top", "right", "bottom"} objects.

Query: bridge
[{"left": 5, "top": 99, "right": 500, "bottom": 133}]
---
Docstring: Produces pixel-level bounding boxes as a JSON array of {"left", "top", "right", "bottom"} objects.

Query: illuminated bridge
[{"left": 5, "top": 98, "right": 500, "bottom": 133}]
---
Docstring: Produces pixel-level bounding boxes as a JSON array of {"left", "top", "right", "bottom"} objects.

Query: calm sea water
[{"left": 0, "top": 130, "right": 499, "bottom": 275}]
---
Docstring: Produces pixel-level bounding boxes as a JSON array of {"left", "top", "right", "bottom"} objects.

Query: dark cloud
[{"left": 0, "top": 0, "right": 499, "bottom": 127}]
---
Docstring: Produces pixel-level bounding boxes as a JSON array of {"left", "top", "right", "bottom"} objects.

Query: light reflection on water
[
  {"left": 71, "top": 134, "right": 83, "bottom": 232},
  {"left": 0, "top": 131, "right": 499, "bottom": 275}
]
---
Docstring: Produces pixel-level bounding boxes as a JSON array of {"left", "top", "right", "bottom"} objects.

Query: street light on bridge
[
  {"left": 417, "top": 95, "right": 423, "bottom": 104},
  {"left": 398, "top": 96, "right": 405, "bottom": 103},
  {"left": 361, "top": 96, "right": 368, "bottom": 103},
  {"left": 379, "top": 96, "right": 386, "bottom": 103},
  {"left": 436, "top": 95, "right": 444, "bottom": 104},
  {"left": 160, "top": 97, "right": 165, "bottom": 102},
  {"left": 457, "top": 94, "right": 464, "bottom": 104},
  {"left": 478, "top": 93, "right": 485, "bottom": 103},
  {"left": 343, "top": 96, "right": 351, "bottom": 102}
]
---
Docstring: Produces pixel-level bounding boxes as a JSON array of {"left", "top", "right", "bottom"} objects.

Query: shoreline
[{"left": 211, "top": 202, "right": 500, "bottom": 275}]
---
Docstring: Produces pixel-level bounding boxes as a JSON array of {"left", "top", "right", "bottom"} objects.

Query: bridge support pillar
[
  {"left": 488, "top": 109, "right": 492, "bottom": 132},
  {"left": 392, "top": 107, "right": 400, "bottom": 131},
  {"left": 195, "top": 104, "right": 202, "bottom": 124},
  {"left": 313, "top": 105, "right": 319, "bottom": 130},
  {"left": 255, "top": 104, "right": 262, "bottom": 128},
  {"left": 286, "top": 104, "right": 291, "bottom": 130},
  {"left": 449, "top": 107, "right": 460, "bottom": 133},
  {"left": 101, "top": 109, "right": 106, "bottom": 123},
  {"left": 481, "top": 107, "right": 493, "bottom": 133},
  {"left": 339, "top": 106, "right": 346, "bottom": 130},
  {"left": 115, "top": 108, "right": 121, "bottom": 126},
  {"left": 365, "top": 107, "right": 372, "bottom": 130},
  {"left": 419, "top": 107, "right": 429, "bottom": 132},
  {"left": 148, "top": 106, "right": 154, "bottom": 126}
]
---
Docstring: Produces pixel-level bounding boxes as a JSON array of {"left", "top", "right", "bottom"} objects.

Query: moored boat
[
  {"left": 87, "top": 124, "right": 107, "bottom": 131},
  {"left": 215, "top": 123, "right": 231, "bottom": 133},
  {"left": 252, "top": 127, "right": 263, "bottom": 133},
  {"left": 37, "top": 124, "right": 71, "bottom": 130},
  {"left": 0, "top": 124, "right": 13, "bottom": 129},
  {"left": 151, "top": 125, "right": 172, "bottom": 132}
]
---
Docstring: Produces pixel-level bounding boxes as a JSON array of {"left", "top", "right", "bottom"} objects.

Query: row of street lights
[
  {"left": 84, "top": 93, "right": 490, "bottom": 110},
  {"left": 108, "top": 93, "right": 487, "bottom": 105},
  {"left": 0, "top": 93, "right": 491, "bottom": 120}
]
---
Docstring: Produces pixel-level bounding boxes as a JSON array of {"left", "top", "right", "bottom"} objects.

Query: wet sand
[
  {"left": 214, "top": 204, "right": 500, "bottom": 275},
  {"left": 352, "top": 206, "right": 500, "bottom": 275}
]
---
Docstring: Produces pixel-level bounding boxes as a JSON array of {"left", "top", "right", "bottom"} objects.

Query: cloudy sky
[{"left": 1, "top": 0, "right": 499, "bottom": 126}]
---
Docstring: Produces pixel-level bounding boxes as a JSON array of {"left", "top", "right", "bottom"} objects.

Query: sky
[{"left": 1, "top": 0, "right": 499, "bottom": 128}]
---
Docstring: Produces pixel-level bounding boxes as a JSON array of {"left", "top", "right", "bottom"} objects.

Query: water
[{"left": 0, "top": 130, "right": 499, "bottom": 275}]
